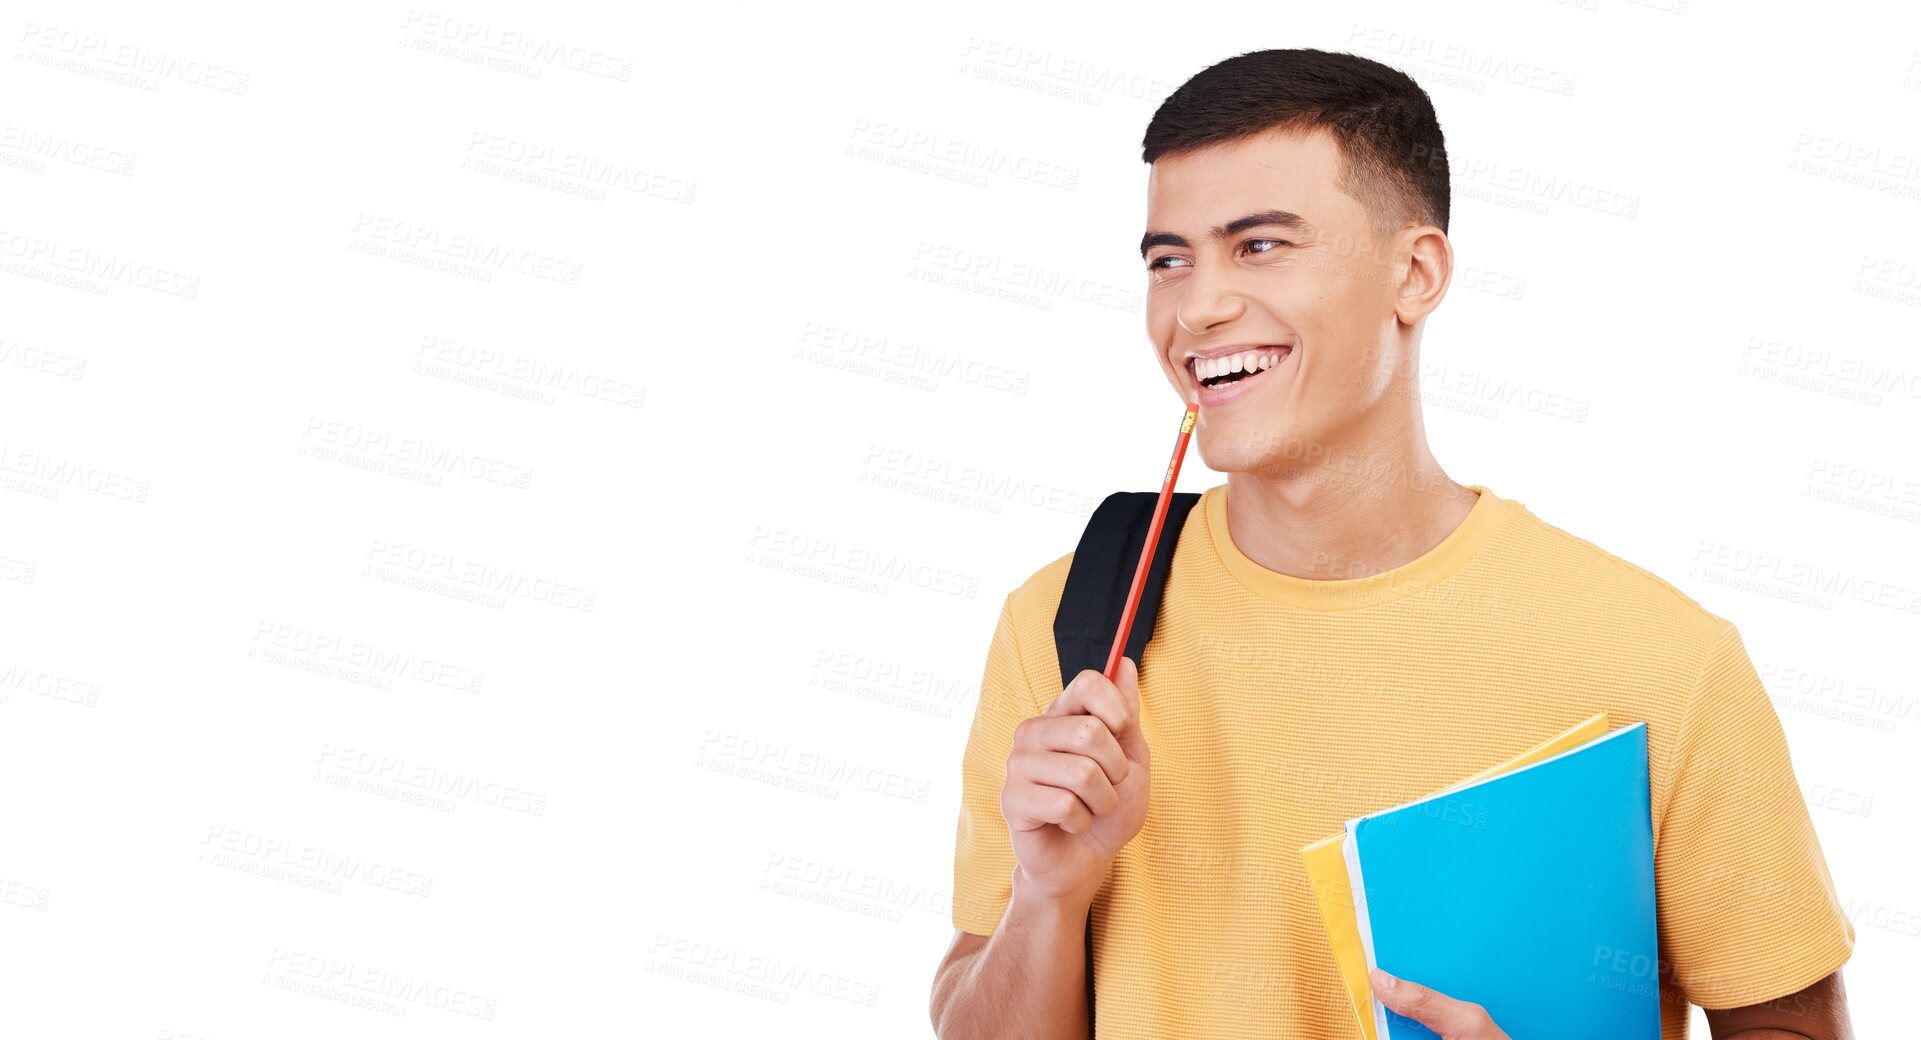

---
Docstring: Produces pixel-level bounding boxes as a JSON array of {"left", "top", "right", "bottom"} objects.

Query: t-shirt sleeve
[
  {"left": 1654, "top": 619, "right": 1856, "bottom": 1009},
  {"left": 951, "top": 591, "right": 1045, "bottom": 936}
]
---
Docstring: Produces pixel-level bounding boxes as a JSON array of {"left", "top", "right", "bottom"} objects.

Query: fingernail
[{"left": 1373, "top": 968, "right": 1397, "bottom": 992}]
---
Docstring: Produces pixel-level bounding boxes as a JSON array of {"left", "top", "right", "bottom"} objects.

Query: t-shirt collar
[{"left": 1202, "top": 480, "right": 1510, "bottom": 611}]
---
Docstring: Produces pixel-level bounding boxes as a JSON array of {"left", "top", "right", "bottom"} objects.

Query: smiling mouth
[{"left": 1189, "top": 345, "right": 1293, "bottom": 391}]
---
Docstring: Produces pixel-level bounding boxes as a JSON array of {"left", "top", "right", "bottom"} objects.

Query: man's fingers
[
  {"left": 1002, "top": 777, "right": 1097, "bottom": 834},
  {"left": 1042, "top": 669, "right": 1101, "bottom": 717},
  {"left": 1014, "top": 715, "right": 1127, "bottom": 784},
  {"left": 1045, "top": 668, "right": 1140, "bottom": 743},
  {"left": 1368, "top": 969, "right": 1501, "bottom": 1039},
  {"left": 1109, "top": 657, "right": 1149, "bottom": 764},
  {"left": 1009, "top": 749, "right": 1121, "bottom": 815},
  {"left": 1046, "top": 667, "right": 1130, "bottom": 721}
]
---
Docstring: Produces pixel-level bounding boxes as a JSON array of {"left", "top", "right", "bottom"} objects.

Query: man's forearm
[{"left": 933, "top": 869, "right": 1093, "bottom": 1040}]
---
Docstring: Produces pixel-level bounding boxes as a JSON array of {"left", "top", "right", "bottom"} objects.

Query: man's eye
[{"left": 1146, "top": 239, "right": 1291, "bottom": 271}]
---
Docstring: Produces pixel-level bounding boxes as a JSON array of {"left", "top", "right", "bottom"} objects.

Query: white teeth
[{"left": 1194, "top": 348, "right": 1287, "bottom": 383}]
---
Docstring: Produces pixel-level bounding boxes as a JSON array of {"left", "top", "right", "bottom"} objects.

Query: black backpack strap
[
  {"left": 1053, "top": 490, "right": 1202, "bottom": 690},
  {"left": 1050, "top": 488, "right": 1201, "bottom": 1037}
]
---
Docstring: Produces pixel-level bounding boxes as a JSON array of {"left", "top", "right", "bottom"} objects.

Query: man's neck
[{"left": 1223, "top": 444, "right": 1477, "bottom": 582}]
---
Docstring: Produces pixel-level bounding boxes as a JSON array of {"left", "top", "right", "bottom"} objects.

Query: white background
[{"left": 2, "top": 1, "right": 1917, "bottom": 1037}]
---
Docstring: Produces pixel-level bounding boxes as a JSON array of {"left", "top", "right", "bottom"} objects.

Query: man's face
[{"left": 1142, "top": 127, "right": 1419, "bottom": 475}]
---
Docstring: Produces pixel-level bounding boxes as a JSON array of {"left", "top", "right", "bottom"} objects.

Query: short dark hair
[{"left": 1143, "top": 48, "right": 1450, "bottom": 238}]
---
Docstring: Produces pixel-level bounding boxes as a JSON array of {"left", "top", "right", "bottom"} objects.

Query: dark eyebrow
[{"left": 1139, "top": 209, "right": 1316, "bottom": 259}]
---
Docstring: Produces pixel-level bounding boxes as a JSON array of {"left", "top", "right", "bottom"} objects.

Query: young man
[{"left": 929, "top": 49, "right": 1856, "bottom": 1040}]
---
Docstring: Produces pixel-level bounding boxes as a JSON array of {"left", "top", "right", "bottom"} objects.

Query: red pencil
[{"left": 1102, "top": 402, "right": 1200, "bottom": 681}]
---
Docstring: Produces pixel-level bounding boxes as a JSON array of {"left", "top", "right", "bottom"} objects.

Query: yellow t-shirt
[{"left": 951, "top": 481, "right": 1855, "bottom": 1040}]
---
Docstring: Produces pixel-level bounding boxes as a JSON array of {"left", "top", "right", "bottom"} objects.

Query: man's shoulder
[
  {"left": 992, "top": 494, "right": 1741, "bottom": 664},
  {"left": 1003, "top": 549, "right": 1076, "bottom": 633},
  {"left": 1502, "top": 496, "right": 1732, "bottom": 641},
  {"left": 998, "top": 488, "right": 1207, "bottom": 619},
  {"left": 978, "top": 549, "right": 1076, "bottom": 697}
]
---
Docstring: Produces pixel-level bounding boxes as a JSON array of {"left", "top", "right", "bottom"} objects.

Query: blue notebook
[{"left": 1342, "top": 721, "right": 1658, "bottom": 1040}]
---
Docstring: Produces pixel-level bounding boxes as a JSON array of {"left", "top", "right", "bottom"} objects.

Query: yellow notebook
[{"left": 1299, "top": 712, "right": 1611, "bottom": 1040}]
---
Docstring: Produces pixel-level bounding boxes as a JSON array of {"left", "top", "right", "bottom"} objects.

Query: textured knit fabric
[{"left": 950, "top": 481, "right": 1855, "bottom": 1040}]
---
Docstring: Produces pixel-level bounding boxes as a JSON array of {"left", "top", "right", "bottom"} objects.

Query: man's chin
[{"left": 1195, "top": 413, "right": 1323, "bottom": 476}]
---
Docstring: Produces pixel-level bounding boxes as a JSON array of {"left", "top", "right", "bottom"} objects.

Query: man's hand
[
  {"left": 1368, "top": 968, "right": 1512, "bottom": 1040},
  {"left": 1002, "top": 657, "right": 1152, "bottom": 908}
]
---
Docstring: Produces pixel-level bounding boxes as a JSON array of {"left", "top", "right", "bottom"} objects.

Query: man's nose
[{"left": 1174, "top": 270, "right": 1246, "bottom": 334}]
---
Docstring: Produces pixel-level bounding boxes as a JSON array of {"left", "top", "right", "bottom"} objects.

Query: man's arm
[
  {"left": 938, "top": 642, "right": 1151, "bottom": 1039},
  {"left": 929, "top": 868, "right": 1090, "bottom": 1040},
  {"left": 1654, "top": 621, "right": 1858, "bottom": 1026},
  {"left": 1369, "top": 965, "right": 1854, "bottom": 1040},
  {"left": 1705, "top": 968, "right": 1852, "bottom": 1040}
]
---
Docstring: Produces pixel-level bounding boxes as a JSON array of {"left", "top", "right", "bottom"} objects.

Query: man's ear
[{"left": 1393, "top": 226, "right": 1451, "bottom": 326}]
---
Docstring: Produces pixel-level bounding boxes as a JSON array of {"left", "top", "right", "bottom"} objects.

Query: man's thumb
[{"left": 1113, "top": 657, "right": 1148, "bottom": 759}]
